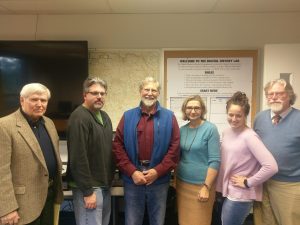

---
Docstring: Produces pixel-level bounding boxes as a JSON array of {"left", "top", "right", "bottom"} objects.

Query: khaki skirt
[{"left": 176, "top": 178, "right": 215, "bottom": 225}]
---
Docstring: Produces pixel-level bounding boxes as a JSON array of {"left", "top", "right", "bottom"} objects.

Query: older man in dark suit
[{"left": 0, "top": 83, "right": 63, "bottom": 225}]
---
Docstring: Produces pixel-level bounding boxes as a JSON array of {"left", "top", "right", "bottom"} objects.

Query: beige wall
[
  {"left": 1, "top": 13, "right": 300, "bottom": 49},
  {"left": 263, "top": 44, "right": 300, "bottom": 110}
]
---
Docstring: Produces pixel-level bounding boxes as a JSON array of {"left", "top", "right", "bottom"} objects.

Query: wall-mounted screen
[{"left": 0, "top": 40, "right": 88, "bottom": 138}]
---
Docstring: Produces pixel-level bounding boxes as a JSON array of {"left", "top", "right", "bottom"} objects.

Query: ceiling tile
[
  {"left": 0, "top": 0, "right": 300, "bottom": 14},
  {"left": 0, "top": 0, "right": 112, "bottom": 14},
  {"left": 214, "top": 0, "right": 300, "bottom": 13},
  {"left": 109, "top": 0, "right": 218, "bottom": 13}
]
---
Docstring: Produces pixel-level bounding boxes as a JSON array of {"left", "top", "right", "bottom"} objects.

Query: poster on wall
[{"left": 164, "top": 50, "right": 257, "bottom": 134}]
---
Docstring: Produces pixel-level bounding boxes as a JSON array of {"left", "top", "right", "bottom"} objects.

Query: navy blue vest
[{"left": 123, "top": 102, "right": 173, "bottom": 184}]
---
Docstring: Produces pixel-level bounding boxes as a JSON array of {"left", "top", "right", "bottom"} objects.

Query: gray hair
[
  {"left": 139, "top": 76, "right": 161, "bottom": 92},
  {"left": 83, "top": 77, "right": 108, "bottom": 93},
  {"left": 20, "top": 83, "right": 51, "bottom": 99},
  {"left": 264, "top": 79, "right": 297, "bottom": 105}
]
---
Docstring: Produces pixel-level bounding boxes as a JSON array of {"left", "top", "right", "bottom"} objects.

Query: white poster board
[{"left": 164, "top": 50, "right": 257, "bottom": 134}]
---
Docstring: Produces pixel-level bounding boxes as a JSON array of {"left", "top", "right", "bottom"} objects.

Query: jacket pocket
[{"left": 14, "top": 186, "right": 26, "bottom": 194}]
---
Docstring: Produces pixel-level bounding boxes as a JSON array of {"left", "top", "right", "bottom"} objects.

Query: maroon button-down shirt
[
  {"left": 113, "top": 108, "right": 180, "bottom": 178},
  {"left": 137, "top": 111, "right": 154, "bottom": 161}
]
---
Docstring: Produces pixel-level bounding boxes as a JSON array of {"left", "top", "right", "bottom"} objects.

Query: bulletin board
[{"left": 164, "top": 50, "right": 258, "bottom": 132}]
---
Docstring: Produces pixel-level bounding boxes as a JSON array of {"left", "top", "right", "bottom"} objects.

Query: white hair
[
  {"left": 20, "top": 83, "right": 51, "bottom": 99},
  {"left": 139, "top": 76, "right": 160, "bottom": 92}
]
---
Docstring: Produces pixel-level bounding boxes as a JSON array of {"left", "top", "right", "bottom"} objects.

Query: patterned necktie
[{"left": 272, "top": 114, "right": 281, "bottom": 125}]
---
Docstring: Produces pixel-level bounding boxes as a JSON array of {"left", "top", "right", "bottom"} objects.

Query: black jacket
[{"left": 66, "top": 105, "right": 115, "bottom": 196}]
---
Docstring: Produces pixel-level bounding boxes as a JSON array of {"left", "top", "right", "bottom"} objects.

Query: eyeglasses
[
  {"left": 143, "top": 88, "right": 158, "bottom": 94},
  {"left": 266, "top": 91, "right": 286, "bottom": 99},
  {"left": 87, "top": 91, "right": 107, "bottom": 97},
  {"left": 185, "top": 106, "right": 201, "bottom": 112}
]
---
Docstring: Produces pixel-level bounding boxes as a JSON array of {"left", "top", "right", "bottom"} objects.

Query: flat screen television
[{"left": 0, "top": 40, "right": 88, "bottom": 138}]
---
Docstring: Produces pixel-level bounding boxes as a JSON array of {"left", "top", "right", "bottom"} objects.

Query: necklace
[{"left": 184, "top": 126, "right": 199, "bottom": 152}]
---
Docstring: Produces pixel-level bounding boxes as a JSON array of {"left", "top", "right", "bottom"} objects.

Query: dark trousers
[{"left": 26, "top": 187, "right": 54, "bottom": 225}]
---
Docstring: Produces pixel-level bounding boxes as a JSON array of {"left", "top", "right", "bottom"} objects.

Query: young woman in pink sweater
[{"left": 216, "top": 91, "right": 278, "bottom": 225}]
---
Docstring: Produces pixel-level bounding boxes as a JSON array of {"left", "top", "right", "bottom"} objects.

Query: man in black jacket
[{"left": 66, "top": 77, "right": 115, "bottom": 225}]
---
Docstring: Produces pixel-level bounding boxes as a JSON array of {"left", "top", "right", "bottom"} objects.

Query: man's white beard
[
  {"left": 269, "top": 102, "right": 283, "bottom": 113},
  {"left": 142, "top": 98, "right": 156, "bottom": 107}
]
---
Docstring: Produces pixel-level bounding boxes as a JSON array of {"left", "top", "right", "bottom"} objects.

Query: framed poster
[{"left": 164, "top": 50, "right": 257, "bottom": 133}]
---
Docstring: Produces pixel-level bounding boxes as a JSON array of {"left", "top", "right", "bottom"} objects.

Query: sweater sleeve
[
  {"left": 245, "top": 131, "right": 278, "bottom": 187},
  {"left": 0, "top": 120, "right": 19, "bottom": 217},
  {"left": 207, "top": 124, "right": 221, "bottom": 170}
]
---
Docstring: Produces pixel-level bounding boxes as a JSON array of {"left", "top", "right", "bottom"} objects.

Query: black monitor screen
[{"left": 0, "top": 40, "right": 88, "bottom": 138}]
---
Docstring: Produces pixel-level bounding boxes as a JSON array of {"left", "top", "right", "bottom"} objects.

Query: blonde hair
[{"left": 181, "top": 95, "right": 207, "bottom": 121}]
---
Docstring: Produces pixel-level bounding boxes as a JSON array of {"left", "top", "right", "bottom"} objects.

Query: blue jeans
[
  {"left": 221, "top": 198, "right": 253, "bottom": 225},
  {"left": 72, "top": 187, "right": 111, "bottom": 225},
  {"left": 124, "top": 182, "right": 169, "bottom": 225}
]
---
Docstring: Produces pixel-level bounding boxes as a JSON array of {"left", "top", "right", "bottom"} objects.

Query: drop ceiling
[{"left": 0, "top": 0, "right": 300, "bottom": 15}]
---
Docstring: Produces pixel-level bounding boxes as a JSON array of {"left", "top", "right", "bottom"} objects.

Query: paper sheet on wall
[{"left": 166, "top": 57, "right": 253, "bottom": 134}]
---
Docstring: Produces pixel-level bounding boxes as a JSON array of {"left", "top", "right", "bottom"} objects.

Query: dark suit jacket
[{"left": 0, "top": 109, "right": 63, "bottom": 224}]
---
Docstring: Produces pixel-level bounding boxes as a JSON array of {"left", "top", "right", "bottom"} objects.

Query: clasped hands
[{"left": 131, "top": 169, "right": 158, "bottom": 185}]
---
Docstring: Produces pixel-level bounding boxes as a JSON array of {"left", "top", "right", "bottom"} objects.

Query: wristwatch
[
  {"left": 243, "top": 179, "right": 250, "bottom": 188},
  {"left": 202, "top": 183, "right": 210, "bottom": 190}
]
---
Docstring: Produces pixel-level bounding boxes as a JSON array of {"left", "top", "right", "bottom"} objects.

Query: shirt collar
[
  {"left": 139, "top": 102, "right": 159, "bottom": 116},
  {"left": 20, "top": 108, "right": 45, "bottom": 127},
  {"left": 270, "top": 107, "right": 292, "bottom": 119}
]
